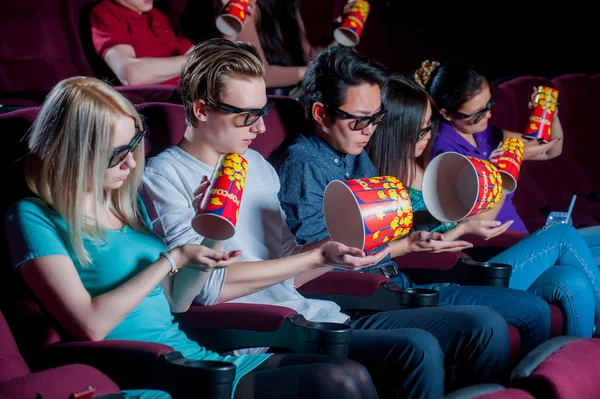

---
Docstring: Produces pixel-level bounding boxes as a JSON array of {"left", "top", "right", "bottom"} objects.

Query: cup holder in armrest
[
  {"left": 305, "top": 321, "right": 353, "bottom": 345},
  {"left": 398, "top": 287, "right": 439, "bottom": 308},
  {"left": 461, "top": 258, "right": 512, "bottom": 288},
  {"left": 290, "top": 316, "right": 353, "bottom": 357},
  {"left": 385, "top": 284, "right": 440, "bottom": 308}
]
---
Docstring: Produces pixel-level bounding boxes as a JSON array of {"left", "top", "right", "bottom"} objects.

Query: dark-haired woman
[{"left": 366, "top": 75, "right": 600, "bottom": 339}]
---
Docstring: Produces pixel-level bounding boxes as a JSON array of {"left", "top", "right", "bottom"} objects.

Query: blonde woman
[{"left": 4, "top": 76, "right": 378, "bottom": 399}]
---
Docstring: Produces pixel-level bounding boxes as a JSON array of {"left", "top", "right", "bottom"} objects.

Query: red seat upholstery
[
  {"left": 0, "top": 311, "right": 122, "bottom": 398},
  {"left": 0, "top": 0, "right": 93, "bottom": 101},
  {"left": 497, "top": 76, "right": 599, "bottom": 227},
  {"left": 551, "top": 74, "right": 600, "bottom": 195},
  {"left": 512, "top": 337, "right": 600, "bottom": 399}
]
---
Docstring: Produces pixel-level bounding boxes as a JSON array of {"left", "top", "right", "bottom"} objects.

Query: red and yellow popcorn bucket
[
  {"left": 333, "top": 0, "right": 370, "bottom": 47},
  {"left": 215, "top": 0, "right": 250, "bottom": 36},
  {"left": 192, "top": 153, "right": 248, "bottom": 240},
  {"left": 496, "top": 137, "right": 525, "bottom": 194},
  {"left": 422, "top": 152, "right": 503, "bottom": 222},
  {"left": 323, "top": 176, "right": 413, "bottom": 253},
  {"left": 522, "top": 86, "right": 559, "bottom": 143}
]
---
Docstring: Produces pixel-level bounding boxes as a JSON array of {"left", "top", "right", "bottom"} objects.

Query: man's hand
[{"left": 316, "top": 241, "right": 391, "bottom": 271}]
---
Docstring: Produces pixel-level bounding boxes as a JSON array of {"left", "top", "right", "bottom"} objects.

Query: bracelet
[{"left": 160, "top": 251, "right": 178, "bottom": 276}]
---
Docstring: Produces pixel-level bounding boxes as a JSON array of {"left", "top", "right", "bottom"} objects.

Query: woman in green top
[
  {"left": 365, "top": 75, "right": 600, "bottom": 340},
  {"left": 4, "top": 76, "right": 378, "bottom": 399}
]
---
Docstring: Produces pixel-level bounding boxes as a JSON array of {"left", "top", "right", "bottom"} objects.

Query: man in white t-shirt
[{"left": 141, "top": 38, "right": 511, "bottom": 396}]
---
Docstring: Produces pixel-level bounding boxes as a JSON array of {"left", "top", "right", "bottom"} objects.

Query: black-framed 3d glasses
[
  {"left": 418, "top": 120, "right": 435, "bottom": 141},
  {"left": 453, "top": 92, "right": 497, "bottom": 124},
  {"left": 214, "top": 101, "right": 274, "bottom": 126},
  {"left": 108, "top": 128, "right": 146, "bottom": 168},
  {"left": 330, "top": 105, "right": 388, "bottom": 131}
]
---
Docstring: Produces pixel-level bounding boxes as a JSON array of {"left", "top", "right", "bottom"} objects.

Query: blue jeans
[
  {"left": 489, "top": 223, "right": 600, "bottom": 337},
  {"left": 348, "top": 305, "right": 509, "bottom": 396},
  {"left": 579, "top": 225, "right": 600, "bottom": 266},
  {"left": 388, "top": 274, "right": 550, "bottom": 356}
]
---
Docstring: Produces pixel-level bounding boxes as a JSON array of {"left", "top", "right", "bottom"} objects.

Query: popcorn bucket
[
  {"left": 422, "top": 152, "right": 503, "bottom": 222},
  {"left": 215, "top": 0, "right": 250, "bottom": 36},
  {"left": 191, "top": 153, "right": 248, "bottom": 240},
  {"left": 496, "top": 137, "right": 525, "bottom": 194},
  {"left": 333, "top": 0, "right": 370, "bottom": 47},
  {"left": 522, "top": 86, "right": 559, "bottom": 143},
  {"left": 323, "top": 176, "right": 413, "bottom": 253}
]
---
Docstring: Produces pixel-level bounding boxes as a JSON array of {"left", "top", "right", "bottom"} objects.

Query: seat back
[
  {"left": 259, "top": 95, "right": 306, "bottom": 163},
  {"left": 0, "top": 311, "right": 30, "bottom": 384},
  {"left": 499, "top": 76, "right": 595, "bottom": 205},
  {"left": 136, "top": 102, "right": 187, "bottom": 158},
  {"left": 0, "top": 0, "right": 93, "bottom": 99},
  {"left": 551, "top": 74, "right": 600, "bottom": 192},
  {"left": 488, "top": 83, "right": 517, "bottom": 131},
  {"left": 0, "top": 108, "right": 70, "bottom": 369},
  {"left": 63, "top": 0, "right": 120, "bottom": 85},
  {"left": 138, "top": 96, "right": 306, "bottom": 162}
]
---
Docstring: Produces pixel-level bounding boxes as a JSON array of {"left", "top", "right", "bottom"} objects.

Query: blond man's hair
[
  {"left": 179, "top": 38, "right": 265, "bottom": 127},
  {"left": 26, "top": 76, "right": 147, "bottom": 266}
]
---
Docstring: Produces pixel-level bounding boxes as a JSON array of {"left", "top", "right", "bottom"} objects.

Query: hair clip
[{"left": 414, "top": 60, "right": 441, "bottom": 89}]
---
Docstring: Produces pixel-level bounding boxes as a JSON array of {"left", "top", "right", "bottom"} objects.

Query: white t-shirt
[{"left": 142, "top": 146, "right": 350, "bottom": 325}]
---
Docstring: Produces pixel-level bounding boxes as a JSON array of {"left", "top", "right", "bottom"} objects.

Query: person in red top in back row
[
  {"left": 90, "top": 0, "right": 193, "bottom": 86},
  {"left": 90, "top": 0, "right": 205, "bottom": 86}
]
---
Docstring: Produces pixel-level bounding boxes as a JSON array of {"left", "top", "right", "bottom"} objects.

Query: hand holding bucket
[
  {"left": 333, "top": 0, "right": 370, "bottom": 47},
  {"left": 422, "top": 152, "right": 503, "bottom": 223},
  {"left": 192, "top": 153, "right": 248, "bottom": 241},
  {"left": 215, "top": 0, "right": 250, "bottom": 36},
  {"left": 324, "top": 176, "right": 413, "bottom": 252},
  {"left": 522, "top": 86, "right": 559, "bottom": 143},
  {"left": 495, "top": 137, "right": 525, "bottom": 194}
]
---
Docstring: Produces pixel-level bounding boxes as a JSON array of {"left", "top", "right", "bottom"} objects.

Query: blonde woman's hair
[
  {"left": 179, "top": 38, "right": 265, "bottom": 127},
  {"left": 25, "top": 76, "right": 147, "bottom": 266}
]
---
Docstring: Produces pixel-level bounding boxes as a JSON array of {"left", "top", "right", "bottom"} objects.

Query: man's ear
[
  {"left": 193, "top": 100, "right": 209, "bottom": 123},
  {"left": 312, "top": 102, "right": 329, "bottom": 128}
]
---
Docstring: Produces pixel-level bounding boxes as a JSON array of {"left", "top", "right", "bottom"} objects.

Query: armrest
[
  {"left": 298, "top": 272, "right": 439, "bottom": 312},
  {"left": 176, "top": 303, "right": 352, "bottom": 357},
  {"left": 395, "top": 252, "right": 467, "bottom": 271},
  {"left": 42, "top": 340, "right": 235, "bottom": 399},
  {"left": 396, "top": 255, "right": 512, "bottom": 288},
  {"left": 0, "top": 364, "right": 122, "bottom": 399},
  {"left": 298, "top": 271, "right": 389, "bottom": 297}
]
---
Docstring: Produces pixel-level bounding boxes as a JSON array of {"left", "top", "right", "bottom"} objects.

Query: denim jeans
[
  {"left": 489, "top": 223, "right": 600, "bottom": 337},
  {"left": 348, "top": 305, "right": 509, "bottom": 396},
  {"left": 578, "top": 225, "right": 600, "bottom": 266},
  {"left": 388, "top": 274, "right": 551, "bottom": 356}
]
